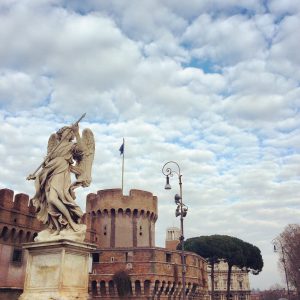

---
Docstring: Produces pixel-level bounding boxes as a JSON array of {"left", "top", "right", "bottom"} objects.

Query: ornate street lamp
[
  {"left": 273, "top": 239, "right": 291, "bottom": 300},
  {"left": 162, "top": 161, "right": 188, "bottom": 300}
]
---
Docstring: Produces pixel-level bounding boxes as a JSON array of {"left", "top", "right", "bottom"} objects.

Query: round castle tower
[{"left": 85, "top": 189, "right": 157, "bottom": 248}]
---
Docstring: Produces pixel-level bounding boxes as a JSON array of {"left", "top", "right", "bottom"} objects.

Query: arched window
[
  {"left": 154, "top": 280, "right": 160, "bottom": 294},
  {"left": 11, "top": 248, "right": 23, "bottom": 263},
  {"left": 159, "top": 281, "right": 166, "bottom": 295},
  {"left": 135, "top": 280, "right": 141, "bottom": 295},
  {"left": 144, "top": 280, "right": 150, "bottom": 295},
  {"left": 191, "top": 283, "right": 198, "bottom": 295},
  {"left": 100, "top": 280, "right": 106, "bottom": 296},
  {"left": 109, "top": 280, "right": 115, "bottom": 296},
  {"left": 0, "top": 226, "right": 9, "bottom": 240},
  {"left": 186, "top": 282, "right": 192, "bottom": 296},
  {"left": 91, "top": 281, "right": 97, "bottom": 295},
  {"left": 169, "top": 282, "right": 176, "bottom": 295},
  {"left": 165, "top": 281, "right": 171, "bottom": 295}
]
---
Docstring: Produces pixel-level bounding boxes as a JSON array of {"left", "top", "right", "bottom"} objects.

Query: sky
[{"left": 0, "top": 0, "right": 300, "bottom": 290}]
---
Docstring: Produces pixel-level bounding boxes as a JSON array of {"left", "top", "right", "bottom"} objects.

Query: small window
[
  {"left": 125, "top": 251, "right": 133, "bottom": 262},
  {"left": 111, "top": 257, "right": 115, "bottom": 262},
  {"left": 214, "top": 281, "right": 218, "bottom": 289},
  {"left": 92, "top": 253, "right": 100, "bottom": 263},
  {"left": 166, "top": 253, "right": 172, "bottom": 263},
  {"left": 12, "top": 248, "right": 22, "bottom": 263}
]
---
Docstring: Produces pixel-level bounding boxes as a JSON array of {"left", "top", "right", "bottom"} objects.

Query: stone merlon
[{"left": 86, "top": 188, "right": 157, "bottom": 215}]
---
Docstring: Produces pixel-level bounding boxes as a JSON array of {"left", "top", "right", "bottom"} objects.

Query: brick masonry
[{"left": 0, "top": 187, "right": 209, "bottom": 299}]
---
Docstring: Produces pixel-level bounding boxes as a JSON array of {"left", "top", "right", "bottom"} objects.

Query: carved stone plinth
[{"left": 19, "top": 239, "right": 96, "bottom": 300}]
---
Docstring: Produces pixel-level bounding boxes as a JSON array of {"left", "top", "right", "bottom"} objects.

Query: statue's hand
[
  {"left": 72, "top": 124, "right": 79, "bottom": 135},
  {"left": 26, "top": 174, "right": 36, "bottom": 181}
]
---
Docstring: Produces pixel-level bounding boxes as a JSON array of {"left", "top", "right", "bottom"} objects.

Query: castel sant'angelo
[{"left": 0, "top": 187, "right": 208, "bottom": 299}]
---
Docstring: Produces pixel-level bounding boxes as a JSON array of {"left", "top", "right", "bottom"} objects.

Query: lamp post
[
  {"left": 273, "top": 239, "right": 291, "bottom": 300},
  {"left": 162, "top": 161, "right": 188, "bottom": 300}
]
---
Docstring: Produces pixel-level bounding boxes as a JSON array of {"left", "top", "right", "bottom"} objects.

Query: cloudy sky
[{"left": 1, "top": 0, "right": 300, "bottom": 290}]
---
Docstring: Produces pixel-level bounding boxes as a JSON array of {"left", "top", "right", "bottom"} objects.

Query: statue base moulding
[{"left": 19, "top": 239, "right": 96, "bottom": 300}]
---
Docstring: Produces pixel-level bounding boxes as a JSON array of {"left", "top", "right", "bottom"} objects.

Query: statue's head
[{"left": 56, "top": 126, "right": 74, "bottom": 141}]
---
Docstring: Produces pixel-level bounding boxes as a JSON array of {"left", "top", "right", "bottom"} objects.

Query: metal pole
[
  {"left": 179, "top": 174, "right": 186, "bottom": 300},
  {"left": 162, "top": 161, "right": 186, "bottom": 300},
  {"left": 121, "top": 138, "right": 125, "bottom": 194}
]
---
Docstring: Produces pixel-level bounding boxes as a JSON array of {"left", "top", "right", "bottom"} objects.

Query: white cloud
[
  {"left": 269, "top": 14, "right": 300, "bottom": 80},
  {"left": 268, "top": 0, "right": 300, "bottom": 16},
  {"left": 0, "top": 70, "right": 52, "bottom": 109},
  {"left": 163, "top": 0, "right": 265, "bottom": 19},
  {"left": 182, "top": 14, "right": 268, "bottom": 65}
]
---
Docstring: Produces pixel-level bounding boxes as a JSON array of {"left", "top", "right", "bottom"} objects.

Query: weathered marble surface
[
  {"left": 27, "top": 118, "right": 95, "bottom": 242},
  {"left": 34, "top": 224, "right": 87, "bottom": 243},
  {"left": 19, "top": 240, "right": 96, "bottom": 300}
]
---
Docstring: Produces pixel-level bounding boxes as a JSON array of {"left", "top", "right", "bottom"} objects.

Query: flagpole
[{"left": 121, "top": 138, "right": 125, "bottom": 194}]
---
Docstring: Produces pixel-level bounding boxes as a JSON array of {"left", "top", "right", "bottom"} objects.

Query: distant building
[
  {"left": 165, "top": 227, "right": 181, "bottom": 250},
  {"left": 250, "top": 291, "right": 261, "bottom": 300},
  {"left": 207, "top": 261, "right": 250, "bottom": 300}
]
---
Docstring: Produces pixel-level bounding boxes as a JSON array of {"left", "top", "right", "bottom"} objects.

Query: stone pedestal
[{"left": 19, "top": 239, "right": 96, "bottom": 300}]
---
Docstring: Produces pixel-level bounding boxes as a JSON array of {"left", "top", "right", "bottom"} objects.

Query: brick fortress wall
[
  {"left": 0, "top": 187, "right": 209, "bottom": 299},
  {"left": 0, "top": 188, "right": 43, "bottom": 294},
  {"left": 85, "top": 189, "right": 208, "bottom": 299}
]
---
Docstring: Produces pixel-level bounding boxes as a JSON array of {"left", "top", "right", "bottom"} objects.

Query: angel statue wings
[{"left": 27, "top": 114, "right": 95, "bottom": 242}]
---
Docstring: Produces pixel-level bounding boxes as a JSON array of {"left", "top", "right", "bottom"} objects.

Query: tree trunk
[
  {"left": 211, "top": 262, "right": 215, "bottom": 300},
  {"left": 226, "top": 264, "right": 232, "bottom": 300}
]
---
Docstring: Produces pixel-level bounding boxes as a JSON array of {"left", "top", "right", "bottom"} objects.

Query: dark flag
[
  {"left": 119, "top": 138, "right": 125, "bottom": 193},
  {"left": 119, "top": 141, "right": 124, "bottom": 155}
]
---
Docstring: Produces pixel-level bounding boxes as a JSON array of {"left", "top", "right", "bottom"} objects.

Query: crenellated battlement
[
  {"left": 0, "top": 188, "right": 43, "bottom": 245},
  {"left": 85, "top": 188, "right": 158, "bottom": 248},
  {"left": 0, "top": 188, "right": 14, "bottom": 208},
  {"left": 86, "top": 188, "right": 157, "bottom": 216},
  {"left": 0, "top": 189, "right": 36, "bottom": 215}
]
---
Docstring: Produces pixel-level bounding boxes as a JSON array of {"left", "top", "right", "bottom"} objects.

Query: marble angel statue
[{"left": 27, "top": 114, "right": 95, "bottom": 242}]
